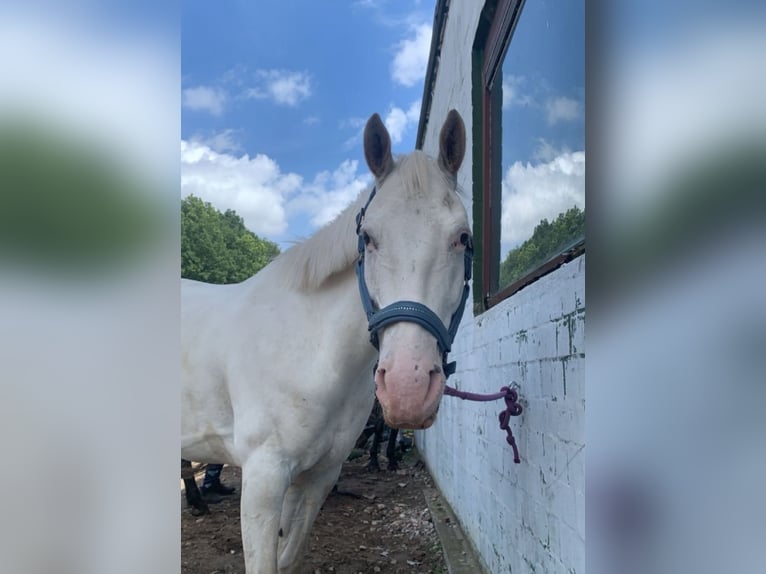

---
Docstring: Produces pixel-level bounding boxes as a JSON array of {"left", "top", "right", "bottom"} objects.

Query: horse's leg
[
  {"left": 367, "top": 419, "right": 382, "bottom": 472},
  {"left": 181, "top": 459, "right": 209, "bottom": 516},
  {"left": 240, "top": 452, "right": 291, "bottom": 574},
  {"left": 276, "top": 463, "right": 341, "bottom": 574},
  {"left": 354, "top": 424, "right": 374, "bottom": 450},
  {"left": 386, "top": 427, "right": 399, "bottom": 471}
]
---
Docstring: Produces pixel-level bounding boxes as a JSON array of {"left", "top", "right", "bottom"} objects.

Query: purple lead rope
[{"left": 444, "top": 384, "right": 523, "bottom": 463}]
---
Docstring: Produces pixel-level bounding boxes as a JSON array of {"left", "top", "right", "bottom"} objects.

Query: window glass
[{"left": 497, "top": 0, "right": 585, "bottom": 291}]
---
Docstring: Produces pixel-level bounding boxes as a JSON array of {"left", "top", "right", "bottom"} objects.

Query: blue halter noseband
[{"left": 354, "top": 185, "right": 473, "bottom": 378}]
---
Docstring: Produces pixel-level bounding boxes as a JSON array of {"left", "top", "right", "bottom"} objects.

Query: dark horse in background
[{"left": 355, "top": 399, "right": 411, "bottom": 471}]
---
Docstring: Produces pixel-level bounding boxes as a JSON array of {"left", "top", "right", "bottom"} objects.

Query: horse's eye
[
  {"left": 460, "top": 233, "right": 471, "bottom": 247},
  {"left": 363, "top": 231, "right": 372, "bottom": 246}
]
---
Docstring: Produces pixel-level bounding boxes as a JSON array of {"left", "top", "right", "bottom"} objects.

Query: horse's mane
[
  {"left": 271, "top": 186, "right": 367, "bottom": 292},
  {"left": 273, "top": 151, "right": 461, "bottom": 292}
]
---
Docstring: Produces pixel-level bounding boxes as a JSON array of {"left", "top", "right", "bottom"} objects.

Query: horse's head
[{"left": 357, "top": 109, "right": 470, "bottom": 429}]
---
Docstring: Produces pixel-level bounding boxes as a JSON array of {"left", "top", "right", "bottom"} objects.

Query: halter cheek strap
[{"left": 354, "top": 185, "right": 473, "bottom": 378}]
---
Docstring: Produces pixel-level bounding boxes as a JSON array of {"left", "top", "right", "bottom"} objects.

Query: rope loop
[{"left": 444, "top": 383, "right": 523, "bottom": 463}]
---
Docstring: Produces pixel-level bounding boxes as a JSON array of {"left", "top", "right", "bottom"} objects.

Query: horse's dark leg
[
  {"left": 367, "top": 419, "right": 383, "bottom": 472},
  {"left": 356, "top": 399, "right": 382, "bottom": 451},
  {"left": 354, "top": 425, "right": 375, "bottom": 450},
  {"left": 386, "top": 427, "right": 399, "bottom": 471},
  {"left": 181, "top": 459, "right": 209, "bottom": 516}
]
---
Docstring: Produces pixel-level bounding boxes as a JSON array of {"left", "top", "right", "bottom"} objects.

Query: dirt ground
[{"left": 181, "top": 447, "right": 447, "bottom": 574}]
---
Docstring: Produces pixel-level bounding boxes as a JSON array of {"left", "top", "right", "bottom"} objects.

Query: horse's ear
[
  {"left": 438, "top": 109, "right": 466, "bottom": 176},
  {"left": 364, "top": 113, "right": 394, "bottom": 179}
]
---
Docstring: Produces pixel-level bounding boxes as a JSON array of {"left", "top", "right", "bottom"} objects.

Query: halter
[{"left": 354, "top": 185, "right": 473, "bottom": 378}]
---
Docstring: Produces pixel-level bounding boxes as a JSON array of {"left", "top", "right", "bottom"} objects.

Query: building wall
[{"left": 415, "top": 3, "right": 585, "bottom": 573}]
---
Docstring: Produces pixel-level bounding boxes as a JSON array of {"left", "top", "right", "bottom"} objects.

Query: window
[{"left": 473, "top": 0, "right": 585, "bottom": 311}]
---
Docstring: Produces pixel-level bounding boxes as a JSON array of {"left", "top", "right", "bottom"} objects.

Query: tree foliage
[
  {"left": 499, "top": 205, "right": 585, "bottom": 288},
  {"left": 181, "top": 195, "right": 280, "bottom": 284}
]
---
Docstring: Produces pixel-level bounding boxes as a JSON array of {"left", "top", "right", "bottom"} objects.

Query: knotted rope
[{"left": 444, "top": 384, "right": 523, "bottom": 463}]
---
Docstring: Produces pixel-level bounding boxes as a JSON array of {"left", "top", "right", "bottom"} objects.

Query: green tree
[
  {"left": 181, "top": 195, "right": 280, "bottom": 284},
  {"left": 499, "top": 205, "right": 585, "bottom": 287}
]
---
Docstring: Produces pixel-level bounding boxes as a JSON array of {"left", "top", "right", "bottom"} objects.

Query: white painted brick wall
[{"left": 415, "top": 3, "right": 585, "bottom": 573}]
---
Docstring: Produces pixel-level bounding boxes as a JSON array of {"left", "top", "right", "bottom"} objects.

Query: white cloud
[
  {"left": 532, "top": 138, "right": 571, "bottom": 162},
  {"left": 545, "top": 96, "right": 582, "bottom": 125},
  {"left": 340, "top": 117, "right": 367, "bottom": 130},
  {"left": 181, "top": 140, "right": 301, "bottom": 237},
  {"left": 189, "top": 129, "right": 242, "bottom": 154},
  {"left": 384, "top": 100, "right": 421, "bottom": 144},
  {"left": 340, "top": 101, "right": 420, "bottom": 151},
  {"left": 341, "top": 116, "right": 368, "bottom": 150},
  {"left": 246, "top": 70, "right": 312, "bottom": 107},
  {"left": 501, "top": 151, "right": 585, "bottom": 249},
  {"left": 288, "top": 160, "right": 371, "bottom": 228},
  {"left": 181, "top": 140, "right": 370, "bottom": 238},
  {"left": 502, "top": 75, "right": 535, "bottom": 109},
  {"left": 303, "top": 115, "right": 320, "bottom": 126},
  {"left": 182, "top": 86, "right": 226, "bottom": 116},
  {"left": 391, "top": 23, "right": 431, "bottom": 87}
]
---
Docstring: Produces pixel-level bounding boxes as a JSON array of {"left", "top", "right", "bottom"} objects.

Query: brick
[
  {"left": 543, "top": 513, "right": 563, "bottom": 561},
  {"left": 520, "top": 397, "right": 545, "bottom": 434},
  {"left": 545, "top": 479, "right": 577, "bottom": 533},
  {"left": 575, "top": 490, "right": 585, "bottom": 541},
  {"left": 562, "top": 356, "right": 585, "bottom": 405},
  {"left": 558, "top": 523, "right": 585, "bottom": 574}
]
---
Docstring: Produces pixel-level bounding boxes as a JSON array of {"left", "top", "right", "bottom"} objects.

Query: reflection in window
[{"left": 497, "top": 0, "right": 585, "bottom": 291}]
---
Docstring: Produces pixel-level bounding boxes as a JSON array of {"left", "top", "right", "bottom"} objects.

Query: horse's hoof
[
  {"left": 367, "top": 461, "right": 381, "bottom": 473},
  {"left": 387, "top": 462, "right": 399, "bottom": 472}
]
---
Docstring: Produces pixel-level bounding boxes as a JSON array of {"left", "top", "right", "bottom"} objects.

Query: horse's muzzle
[{"left": 374, "top": 360, "right": 445, "bottom": 429}]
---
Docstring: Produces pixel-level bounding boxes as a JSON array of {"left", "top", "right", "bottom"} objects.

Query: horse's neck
[
  {"left": 243, "top": 188, "right": 378, "bottom": 383},
  {"left": 271, "top": 189, "right": 368, "bottom": 293},
  {"left": 245, "top": 262, "right": 378, "bottom": 384},
  {"left": 305, "top": 265, "right": 378, "bottom": 378}
]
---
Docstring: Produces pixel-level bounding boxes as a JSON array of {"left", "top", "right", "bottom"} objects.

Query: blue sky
[
  {"left": 181, "top": 0, "right": 585, "bottom": 256},
  {"left": 181, "top": 0, "right": 435, "bottom": 248}
]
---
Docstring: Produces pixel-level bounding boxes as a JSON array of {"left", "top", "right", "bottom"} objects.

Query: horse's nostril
[
  {"left": 430, "top": 364, "right": 442, "bottom": 376},
  {"left": 375, "top": 367, "right": 387, "bottom": 391},
  {"left": 426, "top": 366, "right": 444, "bottom": 401}
]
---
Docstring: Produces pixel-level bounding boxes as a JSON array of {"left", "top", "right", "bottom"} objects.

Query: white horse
[{"left": 181, "top": 110, "right": 470, "bottom": 573}]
